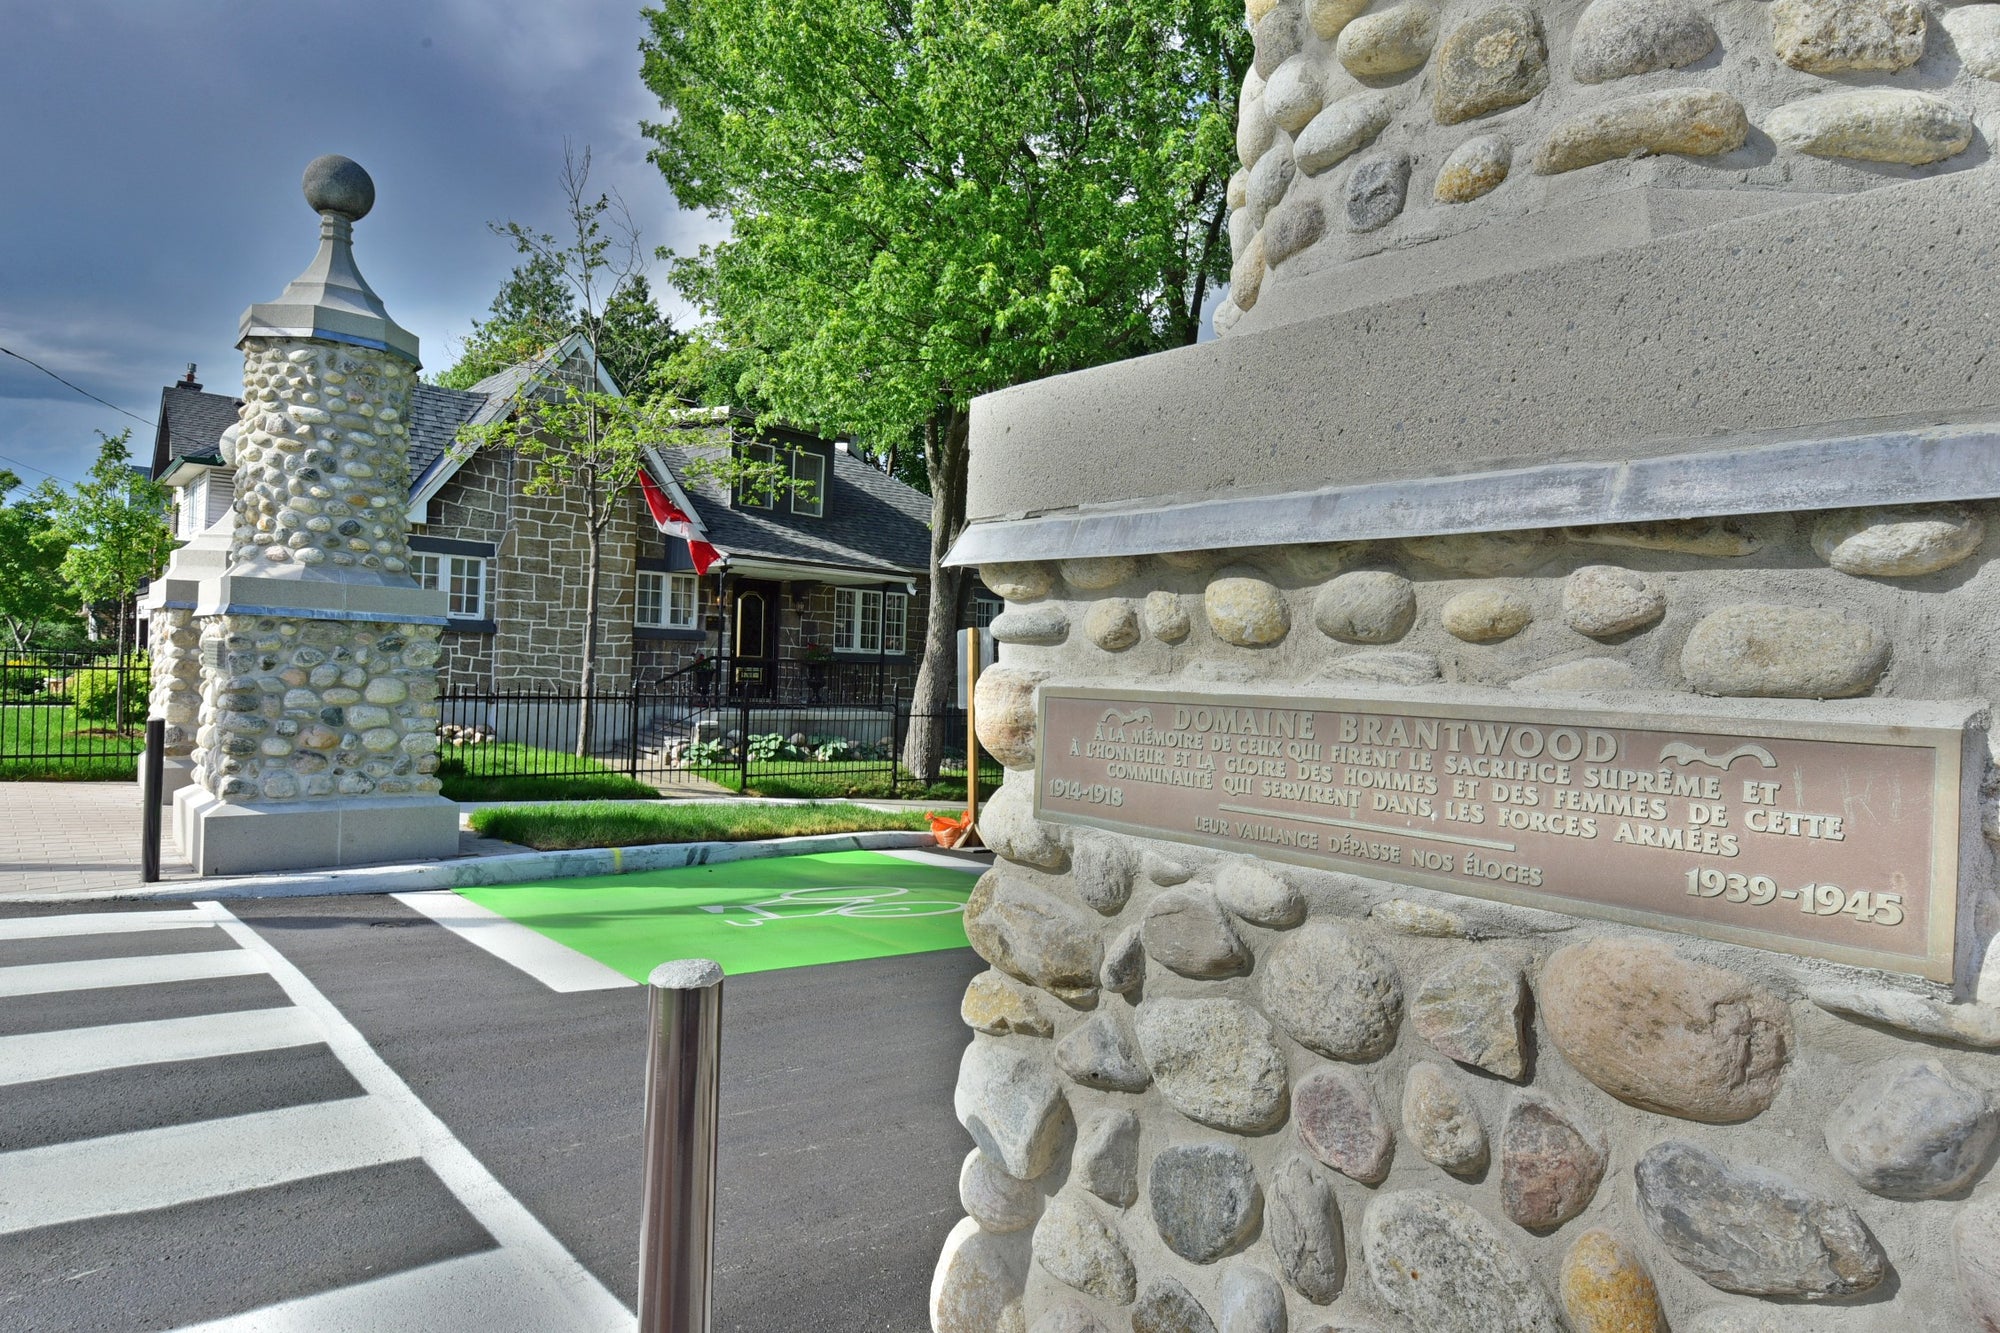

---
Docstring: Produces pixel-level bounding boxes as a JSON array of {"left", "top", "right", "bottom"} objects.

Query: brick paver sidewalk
[{"left": 0, "top": 782, "right": 196, "bottom": 897}]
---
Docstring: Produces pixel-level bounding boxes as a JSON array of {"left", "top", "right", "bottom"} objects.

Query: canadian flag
[{"left": 638, "top": 468, "right": 722, "bottom": 575}]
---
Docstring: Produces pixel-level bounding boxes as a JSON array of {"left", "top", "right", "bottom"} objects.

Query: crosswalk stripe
[
  {"left": 192, "top": 901, "right": 633, "bottom": 1327},
  {"left": 391, "top": 890, "right": 636, "bottom": 993},
  {"left": 0, "top": 1095, "right": 418, "bottom": 1235},
  {"left": 168, "top": 1248, "right": 621, "bottom": 1332},
  {"left": 0, "top": 909, "right": 214, "bottom": 942},
  {"left": 0, "top": 947, "right": 264, "bottom": 999},
  {"left": 0, "top": 1006, "right": 322, "bottom": 1087}
]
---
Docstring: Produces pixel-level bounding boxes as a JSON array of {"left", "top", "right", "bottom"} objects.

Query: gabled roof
[
  {"left": 150, "top": 378, "right": 243, "bottom": 479},
  {"left": 655, "top": 432, "right": 933, "bottom": 577},
  {"left": 407, "top": 384, "right": 487, "bottom": 487}
]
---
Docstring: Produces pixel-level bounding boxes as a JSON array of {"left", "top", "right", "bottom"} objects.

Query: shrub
[
  {"left": 0, "top": 663, "right": 48, "bottom": 701},
  {"left": 70, "top": 663, "right": 147, "bottom": 727},
  {"left": 683, "top": 739, "right": 731, "bottom": 768}
]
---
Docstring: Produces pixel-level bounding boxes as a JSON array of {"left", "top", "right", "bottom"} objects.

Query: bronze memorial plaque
[{"left": 1035, "top": 686, "right": 1963, "bottom": 980}]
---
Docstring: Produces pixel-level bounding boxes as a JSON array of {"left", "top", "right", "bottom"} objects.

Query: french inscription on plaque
[{"left": 1036, "top": 687, "right": 1963, "bottom": 979}]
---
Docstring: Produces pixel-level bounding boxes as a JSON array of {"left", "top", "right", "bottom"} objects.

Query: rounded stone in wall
[
  {"left": 1634, "top": 1140, "right": 1887, "bottom": 1298},
  {"left": 1204, "top": 576, "right": 1291, "bottom": 646},
  {"left": 1264, "top": 55, "right": 1325, "bottom": 136},
  {"left": 991, "top": 605, "right": 1069, "bottom": 646},
  {"left": 1442, "top": 587, "right": 1531, "bottom": 642},
  {"left": 1434, "top": 134, "right": 1511, "bottom": 203},
  {"left": 961, "top": 1146, "right": 1045, "bottom": 1232},
  {"left": 1253, "top": 6, "right": 1304, "bottom": 78},
  {"left": 1539, "top": 940, "right": 1791, "bottom": 1123},
  {"left": 1822, "top": 1057, "right": 1999, "bottom": 1199},
  {"left": 1260, "top": 196, "right": 1325, "bottom": 265},
  {"left": 1404, "top": 529, "right": 1557, "bottom": 575},
  {"left": 1770, "top": 0, "right": 1925, "bottom": 73},
  {"left": 1811, "top": 504, "right": 1984, "bottom": 577},
  {"left": 1765, "top": 89, "right": 1972, "bottom": 165},
  {"left": 1033, "top": 1193, "right": 1137, "bottom": 1304},
  {"left": 975, "top": 667, "right": 1043, "bottom": 769},
  {"left": 1944, "top": 3, "right": 2000, "bottom": 80},
  {"left": 1309, "top": 0, "right": 1370, "bottom": 41},
  {"left": 1314, "top": 571, "right": 1416, "bottom": 644},
  {"left": 1362, "top": 1190, "right": 1566, "bottom": 1331},
  {"left": 1561, "top": 565, "right": 1664, "bottom": 637},
  {"left": 1261, "top": 921, "right": 1404, "bottom": 1060},
  {"left": 1296, "top": 92, "right": 1392, "bottom": 177},
  {"left": 931, "top": 1218, "right": 1029, "bottom": 1333},
  {"left": 1149, "top": 1141, "right": 1264, "bottom": 1263},
  {"left": 981, "top": 562, "right": 1056, "bottom": 601},
  {"left": 1060, "top": 555, "right": 1139, "bottom": 591},
  {"left": 1402, "top": 1061, "right": 1489, "bottom": 1175},
  {"left": 1570, "top": 0, "right": 1717, "bottom": 83},
  {"left": 1533, "top": 89, "right": 1749, "bottom": 176},
  {"left": 1143, "top": 592, "right": 1193, "bottom": 645},
  {"left": 1085, "top": 599, "right": 1142, "bottom": 652},
  {"left": 1346, "top": 151, "right": 1413, "bottom": 232},
  {"left": 1432, "top": 5, "right": 1549, "bottom": 126},
  {"left": 1231, "top": 234, "right": 1267, "bottom": 311},
  {"left": 1135, "top": 996, "right": 1290, "bottom": 1132},
  {"left": 1680, "top": 603, "right": 1888, "bottom": 698},
  {"left": 1560, "top": 1229, "right": 1666, "bottom": 1333},
  {"left": 1337, "top": 4, "right": 1436, "bottom": 76}
]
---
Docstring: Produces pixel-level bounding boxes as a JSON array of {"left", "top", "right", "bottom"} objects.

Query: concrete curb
[{"left": 11, "top": 830, "right": 945, "bottom": 905}]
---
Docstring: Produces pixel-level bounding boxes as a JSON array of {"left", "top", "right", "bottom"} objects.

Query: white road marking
[
  {"left": 0, "top": 908, "right": 213, "bottom": 941},
  {"left": 192, "top": 901, "right": 632, "bottom": 1329},
  {"left": 876, "top": 848, "right": 989, "bottom": 873},
  {"left": 0, "top": 1006, "right": 322, "bottom": 1087},
  {"left": 0, "top": 947, "right": 263, "bottom": 999},
  {"left": 0, "top": 1096, "right": 417, "bottom": 1234},
  {"left": 170, "top": 1249, "right": 592, "bottom": 1332},
  {"left": 390, "top": 891, "right": 634, "bottom": 994}
]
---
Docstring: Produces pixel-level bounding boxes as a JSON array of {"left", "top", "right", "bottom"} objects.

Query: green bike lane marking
[{"left": 455, "top": 850, "right": 977, "bottom": 979}]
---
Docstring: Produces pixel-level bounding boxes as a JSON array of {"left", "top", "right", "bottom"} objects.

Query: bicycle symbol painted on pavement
[{"left": 697, "top": 884, "right": 969, "bottom": 927}]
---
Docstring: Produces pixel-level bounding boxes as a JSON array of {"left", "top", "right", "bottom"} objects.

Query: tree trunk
[
  {"left": 113, "top": 597, "right": 130, "bottom": 735},
  {"left": 902, "top": 409, "right": 970, "bottom": 786},
  {"left": 577, "top": 505, "right": 602, "bottom": 759}
]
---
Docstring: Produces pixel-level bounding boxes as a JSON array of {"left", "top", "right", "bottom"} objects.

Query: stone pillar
[
  {"left": 173, "top": 156, "right": 457, "bottom": 875},
  {"left": 137, "top": 515, "right": 227, "bottom": 804}
]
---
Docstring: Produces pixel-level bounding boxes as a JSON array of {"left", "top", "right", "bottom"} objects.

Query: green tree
[
  {"left": 36, "top": 431, "right": 174, "bottom": 728},
  {"left": 0, "top": 471, "right": 74, "bottom": 652},
  {"left": 434, "top": 253, "right": 575, "bottom": 390},
  {"left": 456, "top": 147, "right": 686, "bottom": 757},
  {"left": 640, "top": 0, "right": 1246, "bottom": 780}
]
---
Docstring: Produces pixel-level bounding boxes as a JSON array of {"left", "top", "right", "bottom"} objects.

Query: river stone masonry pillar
[
  {"left": 172, "top": 156, "right": 456, "bottom": 875},
  {"left": 931, "top": 8, "right": 2000, "bottom": 1328}
]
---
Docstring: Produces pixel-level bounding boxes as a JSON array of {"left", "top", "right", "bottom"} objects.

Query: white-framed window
[
  {"left": 833, "top": 588, "right": 908, "bottom": 654},
  {"left": 637, "top": 571, "right": 699, "bottom": 630},
  {"left": 969, "top": 593, "right": 1002, "bottom": 628},
  {"left": 413, "top": 553, "right": 489, "bottom": 620},
  {"left": 175, "top": 471, "right": 235, "bottom": 539},
  {"left": 736, "top": 442, "right": 776, "bottom": 509},
  {"left": 789, "top": 447, "right": 825, "bottom": 517}
]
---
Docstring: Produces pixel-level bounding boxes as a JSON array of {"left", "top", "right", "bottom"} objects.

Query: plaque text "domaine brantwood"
[{"left": 1034, "top": 687, "right": 1963, "bottom": 980}]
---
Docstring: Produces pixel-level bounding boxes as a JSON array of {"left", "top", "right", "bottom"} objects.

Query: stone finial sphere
[{"left": 301, "top": 155, "right": 375, "bottom": 221}]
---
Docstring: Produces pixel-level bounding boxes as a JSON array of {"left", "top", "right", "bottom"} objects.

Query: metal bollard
[
  {"left": 637, "top": 959, "right": 724, "bottom": 1333},
  {"left": 140, "top": 719, "right": 164, "bottom": 884}
]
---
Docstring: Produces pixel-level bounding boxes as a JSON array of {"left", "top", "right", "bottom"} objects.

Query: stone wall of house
[
  {"left": 938, "top": 506, "right": 2000, "bottom": 1332},
  {"left": 148, "top": 606, "right": 202, "bottom": 760},
  {"left": 1223, "top": 0, "right": 2000, "bottom": 334},
  {"left": 188, "top": 613, "right": 443, "bottom": 802},
  {"left": 424, "top": 447, "right": 649, "bottom": 691}
]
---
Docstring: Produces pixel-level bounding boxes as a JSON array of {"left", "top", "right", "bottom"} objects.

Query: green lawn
[
  {"left": 467, "top": 799, "right": 932, "bottom": 850},
  {"left": 458, "top": 849, "right": 978, "bottom": 978},
  {"left": 436, "top": 741, "right": 659, "bottom": 802},
  {"left": 0, "top": 704, "right": 142, "bottom": 780}
]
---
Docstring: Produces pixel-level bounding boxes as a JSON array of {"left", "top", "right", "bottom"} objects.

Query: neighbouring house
[{"left": 147, "top": 338, "right": 992, "bottom": 711}]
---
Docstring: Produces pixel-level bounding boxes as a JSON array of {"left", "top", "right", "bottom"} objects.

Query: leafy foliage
[
  {"left": 35, "top": 431, "right": 173, "bottom": 654},
  {"left": 0, "top": 471, "right": 75, "bottom": 652},
  {"left": 639, "top": 0, "right": 1248, "bottom": 777}
]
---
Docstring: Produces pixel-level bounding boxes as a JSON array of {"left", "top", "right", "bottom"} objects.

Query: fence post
[
  {"left": 738, "top": 698, "right": 751, "bottom": 793},
  {"left": 636, "top": 958, "right": 724, "bottom": 1333},
  {"left": 628, "top": 685, "right": 643, "bottom": 780},
  {"left": 140, "top": 718, "right": 164, "bottom": 883},
  {"left": 889, "top": 699, "right": 902, "bottom": 797}
]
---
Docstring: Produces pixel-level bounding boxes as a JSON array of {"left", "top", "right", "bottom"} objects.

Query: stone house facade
[{"left": 149, "top": 335, "right": 981, "bottom": 703}]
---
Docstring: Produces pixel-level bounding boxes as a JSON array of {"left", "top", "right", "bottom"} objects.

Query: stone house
[{"left": 148, "top": 335, "right": 983, "bottom": 702}]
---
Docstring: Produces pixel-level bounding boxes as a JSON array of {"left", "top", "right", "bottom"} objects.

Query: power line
[
  {"left": 0, "top": 449, "right": 64, "bottom": 485},
  {"left": 0, "top": 345, "right": 159, "bottom": 431}
]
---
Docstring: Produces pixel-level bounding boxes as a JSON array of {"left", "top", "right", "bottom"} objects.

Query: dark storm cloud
[{"left": 0, "top": 0, "right": 724, "bottom": 487}]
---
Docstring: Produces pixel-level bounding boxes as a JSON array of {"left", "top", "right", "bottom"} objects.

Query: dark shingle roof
[
  {"left": 152, "top": 384, "right": 243, "bottom": 477},
  {"left": 408, "top": 384, "right": 486, "bottom": 486},
  {"left": 658, "top": 437, "right": 934, "bottom": 576}
]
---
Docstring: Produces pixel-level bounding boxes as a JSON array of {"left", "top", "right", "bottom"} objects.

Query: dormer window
[
  {"left": 789, "top": 447, "right": 825, "bottom": 517},
  {"left": 736, "top": 442, "right": 776, "bottom": 509}
]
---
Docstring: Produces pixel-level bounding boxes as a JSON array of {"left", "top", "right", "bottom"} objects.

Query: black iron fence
[
  {"left": 438, "top": 665, "right": 998, "bottom": 798},
  {"left": 1, "top": 650, "right": 149, "bottom": 781}
]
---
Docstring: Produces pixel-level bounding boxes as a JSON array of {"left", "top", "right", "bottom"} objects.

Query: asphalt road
[{"left": 0, "top": 893, "right": 984, "bottom": 1332}]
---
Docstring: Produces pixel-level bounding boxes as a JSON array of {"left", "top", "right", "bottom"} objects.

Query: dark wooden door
[{"left": 730, "top": 580, "right": 779, "bottom": 698}]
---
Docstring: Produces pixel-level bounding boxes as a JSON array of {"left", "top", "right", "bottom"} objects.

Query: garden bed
[{"left": 466, "top": 800, "right": 933, "bottom": 851}]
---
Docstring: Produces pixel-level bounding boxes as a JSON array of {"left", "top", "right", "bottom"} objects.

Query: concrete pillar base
[
  {"left": 172, "top": 786, "right": 460, "bottom": 877},
  {"left": 137, "top": 755, "right": 197, "bottom": 806}
]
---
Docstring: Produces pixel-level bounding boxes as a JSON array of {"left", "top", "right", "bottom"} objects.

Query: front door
[{"left": 730, "top": 580, "right": 779, "bottom": 698}]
